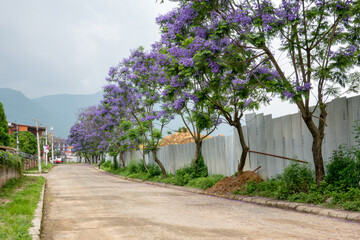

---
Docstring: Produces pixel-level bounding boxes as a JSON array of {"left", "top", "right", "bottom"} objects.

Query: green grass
[
  {"left": 99, "top": 160, "right": 225, "bottom": 190},
  {"left": 235, "top": 163, "right": 360, "bottom": 212},
  {"left": 0, "top": 176, "right": 45, "bottom": 240},
  {"left": 24, "top": 162, "right": 53, "bottom": 173}
]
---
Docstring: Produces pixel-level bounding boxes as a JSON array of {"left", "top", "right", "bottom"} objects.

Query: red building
[{"left": 8, "top": 122, "right": 47, "bottom": 137}]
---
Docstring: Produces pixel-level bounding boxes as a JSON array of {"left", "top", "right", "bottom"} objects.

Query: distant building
[
  {"left": 8, "top": 122, "right": 46, "bottom": 137},
  {"left": 65, "top": 145, "right": 77, "bottom": 162}
]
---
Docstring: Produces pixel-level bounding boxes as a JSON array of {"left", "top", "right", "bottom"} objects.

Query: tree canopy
[{"left": 0, "top": 102, "right": 10, "bottom": 146}]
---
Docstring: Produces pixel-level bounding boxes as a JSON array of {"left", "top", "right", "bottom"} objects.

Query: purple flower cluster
[{"left": 295, "top": 82, "right": 311, "bottom": 92}]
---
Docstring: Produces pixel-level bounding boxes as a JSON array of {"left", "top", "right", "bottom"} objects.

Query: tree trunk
[
  {"left": 302, "top": 116, "right": 326, "bottom": 186},
  {"left": 312, "top": 134, "right": 325, "bottom": 186},
  {"left": 235, "top": 124, "right": 249, "bottom": 176},
  {"left": 113, "top": 155, "right": 118, "bottom": 169},
  {"left": 142, "top": 150, "right": 150, "bottom": 173},
  {"left": 119, "top": 151, "right": 125, "bottom": 169},
  {"left": 193, "top": 140, "right": 203, "bottom": 166},
  {"left": 152, "top": 149, "right": 167, "bottom": 178}
]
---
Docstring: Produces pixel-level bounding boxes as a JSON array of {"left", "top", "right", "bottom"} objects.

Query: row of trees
[
  {"left": 1, "top": 102, "right": 37, "bottom": 154},
  {"left": 1, "top": 102, "right": 57, "bottom": 157},
  {"left": 68, "top": 0, "right": 360, "bottom": 186}
]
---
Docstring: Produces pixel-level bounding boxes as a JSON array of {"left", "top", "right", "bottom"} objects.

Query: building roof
[{"left": 8, "top": 122, "right": 47, "bottom": 131}]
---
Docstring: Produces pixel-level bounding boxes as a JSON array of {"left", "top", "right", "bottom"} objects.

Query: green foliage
[
  {"left": 193, "top": 153, "right": 208, "bottom": 178},
  {"left": 0, "top": 151, "right": 23, "bottom": 173},
  {"left": 239, "top": 163, "right": 315, "bottom": 199},
  {"left": 100, "top": 158, "right": 222, "bottom": 190},
  {"left": 0, "top": 102, "right": 10, "bottom": 146},
  {"left": 236, "top": 162, "right": 360, "bottom": 211},
  {"left": 238, "top": 163, "right": 315, "bottom": 199},
  {"left": 280, "top": 163, "right": 315, "bottom": 194},
  {"left": 101, "top": 160, "right": 112, "bottom": 169},
  {"left": 111, "top": 156, "right": 118, "bottom": 170},
  {"left": 326, "top": 123, "right": 360, "bottom": 191},
  {"left": 24, "top": 163, "right": 53, "bottom": 173},
  {"left": 187, "top": 174, "right": 224, "bottom": 190},
  {"left": 176, "top": 127, "right": 187, "bottom": 133},
  {"left": 9, "top": 131, "right": 37, "bottom": 155},
  {"left": 326, "top": 147, "right": 360, "bottom": 190},
  {"left": 0, "top": 176, "right": 45, "bottom": 240}
]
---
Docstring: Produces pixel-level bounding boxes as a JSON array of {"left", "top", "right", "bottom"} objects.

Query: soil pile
[
  {"left": 206, "top": 171, "right": 262, "bottom": 195},
  {"left": 159, "top": 131, "right": 212, "bottom": 147}
]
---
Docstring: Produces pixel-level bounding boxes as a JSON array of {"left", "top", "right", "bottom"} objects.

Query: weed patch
[
  {"left": 100, "top": 159, "right": 223, "bottom": 190},
  {"left": 0, "top": 176, "right": 45, "bottom": 240}
]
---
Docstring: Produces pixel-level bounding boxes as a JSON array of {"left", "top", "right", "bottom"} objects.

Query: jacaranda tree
[
  {"left": 104, "top": 46, "right": 174, "bottom": 178},
  {"left": 159, "top": 0, "right": 360, "bottom": 185},
  {"left": 68, "top": 106, "right": 109, "bottom": 163},
  {"left": 157, "top": 3, "right": 272, "bottom": 174}
]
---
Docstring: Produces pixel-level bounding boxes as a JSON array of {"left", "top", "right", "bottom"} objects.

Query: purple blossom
[
  {"left": 283, "top": 91, "right": 295, "bottom": 99},
  {"left": 244, "top": 99, "right": 254, "bottom": 107},
  {"left": 173, "top": 98, "right": 186, "bottom": 110},
  {"left": 179, "top": 57, "right": 194, "bottom": 67}
]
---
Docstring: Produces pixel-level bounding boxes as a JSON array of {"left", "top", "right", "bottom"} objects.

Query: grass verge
[
  {"left": 235, "top": 163, "right": 360, "bottom": 212},
  {"left": 100, "top": 160, "right": 225, "bottom": 190},
  {"left": 0, "top": 176, "right": 45, "bottom": 240},
  {"left": 24, "top": 163, "right": 53, "bottom": 173}
]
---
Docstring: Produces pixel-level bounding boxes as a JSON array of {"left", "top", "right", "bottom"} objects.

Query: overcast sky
[
  {"left": 0, "top": 0, "right": 178, "bottom": 99},
  {"left": 0, "top": 0, "right": 304, "bottom": 118}
]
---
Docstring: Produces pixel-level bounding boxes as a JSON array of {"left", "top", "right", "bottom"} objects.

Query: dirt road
[{"left": 41, "top": 164, "right": 360, "bottom": 240}]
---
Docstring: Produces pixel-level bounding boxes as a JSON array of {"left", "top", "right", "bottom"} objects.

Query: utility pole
[
  {"left": 16, "top": 123, "right": 19, "bottom": 152},
  {"left": 36, "top": 118, "right": 42, "bottom": 173},
  {"left": 51, "top": 126, "right": 54, "bottom": 164},
  {"left": 45, "top": 127, "right": 48, "bottom": 166}
]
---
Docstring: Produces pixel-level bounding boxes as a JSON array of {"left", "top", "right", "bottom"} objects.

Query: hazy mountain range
[
  {"left": 0, "top": 88, "right": 103, "bottom": 139},
  {"left": 0, "top": 88, "right": 235, "bottom": 139}
]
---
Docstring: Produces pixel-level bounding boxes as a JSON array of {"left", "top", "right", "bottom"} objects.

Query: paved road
[{"left": 41, "top": 164, "right": 360, "bottom": 240}]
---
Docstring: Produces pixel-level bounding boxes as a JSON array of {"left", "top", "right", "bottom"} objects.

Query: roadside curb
[
  {"left": 94, "top": 166, "right": 360, "bottom": 223},
  {"left": 28, "top": 181, "right": 45, "bottom": 240}
]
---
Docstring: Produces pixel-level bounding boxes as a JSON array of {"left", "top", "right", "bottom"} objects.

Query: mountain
[
  {"left": 0, "top": 88, "right": 234, "bottom": 139},
  {"left": 0, "top": 88, "right": 102, "bottom": 139}
]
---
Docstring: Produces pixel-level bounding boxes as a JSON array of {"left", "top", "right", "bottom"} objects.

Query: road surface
[{"left": 41, "top": 164, "right": 360, "bottom": 240}]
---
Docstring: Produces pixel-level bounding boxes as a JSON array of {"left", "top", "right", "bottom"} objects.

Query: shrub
[
  {"left": 147, "top": 164, "right": 161, "bottom": 177},
  {"left": 187, "top": 174, "right": 224, "bottom": 190},
  {"left": 193, "top": 154, "right": 208, "bottom": 178},
  {"left": 280, "top": 163, "right": 315, "bottom": 194},
  {"left": 172, "top": 154, "right": 209, "bottom": 186},
  {"left": 101, "top": 160, "right": 112, "bottom": 168},
  {"left": 127, "top": 161, "right": 140, "bottom": 174},
  {"left": 0, "top": 151, "right": 23, "bottom": 174},
  {"left": 112, "top": 158, "right": 118, "bottom": 170},
  {"left": 326, "top": 145, "right": 360, "bottom": 190},
  {"left": 238, "top": 163, "right": 315, "bottom": 200}
]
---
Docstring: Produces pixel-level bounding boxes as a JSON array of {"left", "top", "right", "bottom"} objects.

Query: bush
[
  {"left": 192, "top": 153, "right": 208, "bottom": 178},
  {"left": 0, "top": 151, "right": 23, "bottom": 174},
  {"left": 187, "top": 174, "right": 225, "bottom": 190},
  {"left": 326, "top": 145, "right": 360, "bottom": 191},
  {"left": 101, "top": 160, "right": 112, "bottom": 168},
  {"left": 281, "top": 163, "right": 315, "bottom": 194},
  {"left": 147, "top": 164, "right": 161, "bottom": 177},
  {"left": 172, "top": 154, "right": 209, "bottom": 186},
  {"left": 238, "top": 163, "right": 315, "bottom": 200}
]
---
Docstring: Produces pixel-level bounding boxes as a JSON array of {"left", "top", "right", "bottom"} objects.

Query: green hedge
[{"left": 0, "top": 151, "right": 23, "bottom": 174}]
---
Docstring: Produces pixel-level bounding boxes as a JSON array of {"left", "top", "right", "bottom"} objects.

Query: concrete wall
[
  {"left": 112, "top": 95, "right": 360, "bottom": 179},
  {"left": 0, "top": 166, "right": 20, "bottom": 188},
  {"left": 23, "top": 159, "right": 37, "bottom": 170}
]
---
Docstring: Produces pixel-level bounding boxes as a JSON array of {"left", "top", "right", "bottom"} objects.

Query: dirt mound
[
  {"left": 206, "top": 171, "right": 262, "bottom": 195},
  {"left": 159, "top": 131, "right": 212, "bottom": 147}
]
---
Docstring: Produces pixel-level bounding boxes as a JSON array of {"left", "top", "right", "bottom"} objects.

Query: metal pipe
[{"left": 249, "top": 150, "right": 308, "bottom": 164}]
